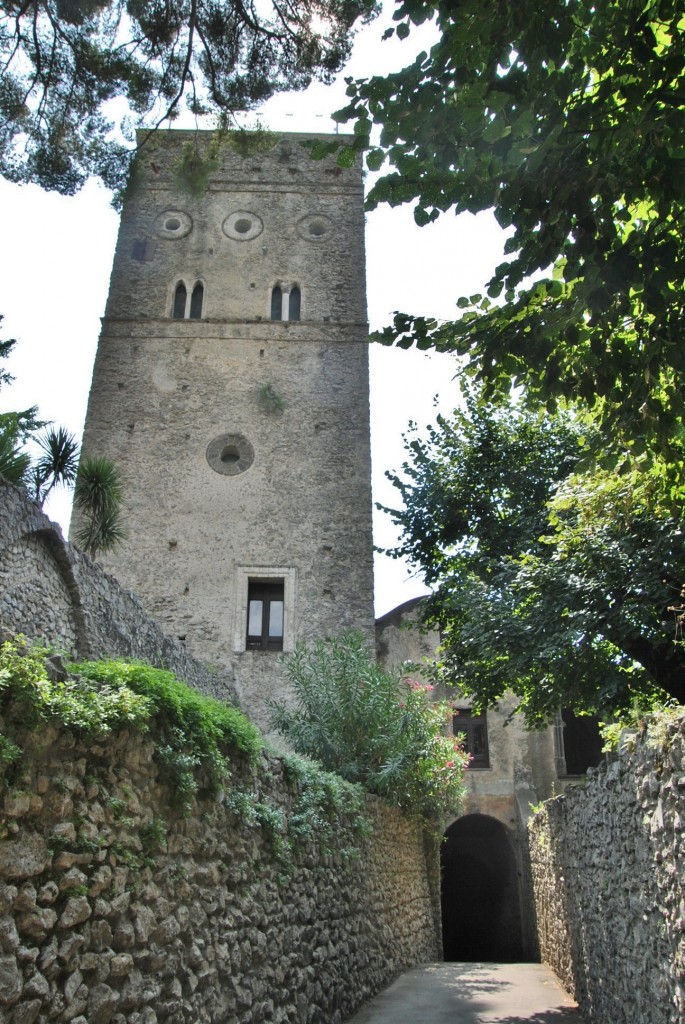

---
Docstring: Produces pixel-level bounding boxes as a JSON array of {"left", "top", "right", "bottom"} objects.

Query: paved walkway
[{"left": 345, "top": 963, "right": 586, "bottom": 1024}]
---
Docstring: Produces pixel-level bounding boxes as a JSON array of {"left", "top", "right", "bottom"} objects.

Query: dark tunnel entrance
[{"left": 441, "top": 814, "right": 525, "bottom": 962}]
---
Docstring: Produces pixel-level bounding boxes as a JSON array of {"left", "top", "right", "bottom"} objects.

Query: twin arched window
[
  {"left": 271, "top": 285, "right": 301, "bottom": 322},
  {"left": 171, "top": 281, "right": 303, "bottom": 321},
  {"left": 172, "top": 281, "right": 204, "bottom": 319}
]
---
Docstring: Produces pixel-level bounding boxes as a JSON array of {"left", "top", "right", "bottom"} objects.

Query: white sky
[{"left": 0, "top": 4, "right": 504, "bottom": 617}]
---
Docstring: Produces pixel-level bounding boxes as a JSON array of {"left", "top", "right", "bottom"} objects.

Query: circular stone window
[
  {"left": 206, "top": 433, "right": 255, "bottom": 476},
  {"left": 155, "top": 210, "right": 192, "bottom": 239},
  {"left": 297, "top": 214, "right": 334, "bottom": 242},
  {"left": 222, "top": 211, "right": 263, "bottom": 241}
]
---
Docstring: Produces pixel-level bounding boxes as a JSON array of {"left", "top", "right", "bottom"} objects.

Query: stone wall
[
  {"left": 528, "top": 717, "right": 685, "bottom": 1024},
  {"left": 0, "top": 720, "right": 438, "bottom": 1024},
  {"left": 0, "top": 480, "right": 237, "bottom": 705},
  {"left": 0, "top": 480, "right": 439, "bottom": 1022}
]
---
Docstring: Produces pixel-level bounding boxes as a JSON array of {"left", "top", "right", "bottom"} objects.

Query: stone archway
[{"left": 441, "top": 814, "right": 525, "bottom": 962}]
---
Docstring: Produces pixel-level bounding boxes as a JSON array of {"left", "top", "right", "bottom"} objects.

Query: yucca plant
[
  {"left": 73, "top": 456, "right": 125, "bottom": 558},
  {"left": 32, "top": 426, "right": 80, "bottom": 504}
]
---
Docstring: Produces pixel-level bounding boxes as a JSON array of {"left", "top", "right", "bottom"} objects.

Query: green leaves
[
  {"left": 32, "top": 427, "right": 80, "bottom": 505},
  {"left": 339, "top": 0, "right": 685, "bottom": 463},
  {"left": 0, "top": 639, "right": 262, "bottom": 803},
  {"left": 384, "top": 387, "right": 685, "bottom": 723},
  {"left": 270, "top": 631, "right": 468, "bottom": 824},
  {"left": 0, "top": 317, "right": 51, "bottom": 490},
  {"left": 0, "top": 638, "right": 153, "bottom": 775},
  {"left": 0, "top": 0, "right": 379, "bottom": 194},
  {"left": 73, "top": 456, "right": 125, "bottom": 558}
]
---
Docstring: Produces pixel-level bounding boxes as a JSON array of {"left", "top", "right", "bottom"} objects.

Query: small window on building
[
  {"left": 453, "top": 709, "right": 490, "bottom": 769},
  {"left": 289, "top": 286, "right": 301, "bottom": 321},
  {"left": 172, "top": 281, "right": 187, "bottom": 319},
  {"left": 556, "top": 709, "right": 603, "bottom": 776},
  {"left": 189, "top": 282, "right": 204, "bottom": 319},
  {"left": 271, "top": 286, "right": 282, "bottom": 321},
  {"left": 246, "top": 579, "right": 285, "bottom": 651}
]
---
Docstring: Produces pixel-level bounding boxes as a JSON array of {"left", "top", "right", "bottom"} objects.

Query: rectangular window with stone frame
[
  {"left": 246, "top": 579, "right": 285, "bottom": 651},
  {"left": 453, "top": 709, "right": 490, "bottom": 769}
]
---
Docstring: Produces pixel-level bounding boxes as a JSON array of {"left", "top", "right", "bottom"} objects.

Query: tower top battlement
[
  {"left": 105, "top": 130, "right": 367, "bottom": 328},
  {"left": 131, "top": 129, "right": 360, "bottom": 188}
]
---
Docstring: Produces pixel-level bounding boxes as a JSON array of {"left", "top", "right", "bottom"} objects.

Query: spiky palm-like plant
[
  {"left": 73, "top": 457, "right": 125, "bottom": 558},
  {"left": 32, "top": 427, "right": 80, "bottom": 505},
  {"left": 0, "top": 429, "right": 30, "bottom": 485}
]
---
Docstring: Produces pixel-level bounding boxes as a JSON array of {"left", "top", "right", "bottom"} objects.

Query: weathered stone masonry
[
  {"left": 0, "top": 722, "right": 437, "bottom": 1024},
  {"left": 77, "top": 131, "right": 375, "bottom": 731},
  {"left": 529, "top": 719, "right": 685, "bottom": 1024},
  {"left": 0, "top": 479, "right": 236, "bottom": 706},
  {"left": 0, "top": 480, "right": 440, "bottom": 1023}
]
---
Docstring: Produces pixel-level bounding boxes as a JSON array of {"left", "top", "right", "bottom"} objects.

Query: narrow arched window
[
  {"left": 271, "top": 286, "right": 282, "bottom": 321},
  {"left": 172, "top": 282, "right": 187, "bottom": 319},
  {"left": 289, "top": 286, "right": 301, "bottom": 321},
  {"left": 189, "top": 282, "right": 204, "bottom": 319}
]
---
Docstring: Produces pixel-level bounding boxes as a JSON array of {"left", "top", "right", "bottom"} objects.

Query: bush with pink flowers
[{"left": 269, "top": 631, "right": 469, "bottom": 824}]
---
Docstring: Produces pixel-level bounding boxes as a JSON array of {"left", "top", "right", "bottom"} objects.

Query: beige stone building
[
  {"left": 376, "top": 596, "right": 602, "bottom": 960},
  {"left": 78, "top": 130, "right": 375, "bottom": 727}
]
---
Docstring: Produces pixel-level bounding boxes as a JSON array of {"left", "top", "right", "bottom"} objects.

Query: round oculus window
[
  {"left": 206, "top": 433, "right": 255, "bottom": 476},
  {"left": 223, "top": 211, "right": 263, "bottom": 241},
  {"left": 155, "top": 210, "right": 192, "bottom": 239},
  {"left": 297, "top": 213, "right": 333, "bottom": 242}
]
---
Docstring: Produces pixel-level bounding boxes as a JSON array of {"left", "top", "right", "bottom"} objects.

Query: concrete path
[{"left": 345, "top": 963, "right": 586, "bottom": 1024}]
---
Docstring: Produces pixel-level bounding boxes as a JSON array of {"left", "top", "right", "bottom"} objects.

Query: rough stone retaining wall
[
  {"left": 528, "top": 717, "right": 685, "bottom": 1024},
  {"left": 0, "top": 481, "right": 439, "bottom": 1022},
  {"left": 0, "top": 480, "right": 236, "bottom": 705},
  {"left": 0, "top": 721, "right": 438, "bottom": 1024}
]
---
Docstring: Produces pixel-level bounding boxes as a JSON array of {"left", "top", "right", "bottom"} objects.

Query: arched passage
[{"left": 441, "top": 814, "right": 525, "bottom": 962}]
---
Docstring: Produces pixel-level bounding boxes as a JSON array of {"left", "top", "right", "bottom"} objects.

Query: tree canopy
[
  {"left": 0, "top": 318, "right": 43, "bottom": 485},
  {"left": 0, "top": 0, "right": 378, "bottom": 194},
  {"left": 325, "top": 0, "right": 685, "bottom": 458},
  {"left": 382, "top": 391, "right": 685, "bottom": 724}
]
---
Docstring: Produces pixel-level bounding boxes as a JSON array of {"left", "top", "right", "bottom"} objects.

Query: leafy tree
[
  {"left": 326, "top": 0, "right": 685, "bottom": 456},
  {"left": 269, "top": 630, "right": 468, "bottom": 823},
  {"left": 0, "top": 318, "right": 82, "bottom": 501},
  {"left": 73, "top": 455, "right": 125, "bottom": 557},
  {"left": 383, "top": 391, "right": 685, "bottom": 724},
  {"left": 0, "top": 0, "right": 378, "bottom": 195},
  {"left": 0, "top": 318, "right": 43, "bottom": 486},
  {"left": 383, "top": 389, "right": 592, "bottom": 584}
]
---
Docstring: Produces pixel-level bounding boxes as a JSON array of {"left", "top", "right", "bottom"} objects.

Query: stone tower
[{"left": 77, "top": 130, "right": 375, "bottom": 727}]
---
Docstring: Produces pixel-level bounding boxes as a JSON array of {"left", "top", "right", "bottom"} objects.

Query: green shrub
[
  {"left": 283, "top": 752, "right": 371, "bottom": 855},
  {"left": 270, "top": 631, "right": 469, "bottom": 825},
  {"left": 0, "top": 637, "right": 150, "bottom": 736},
  {"left": 71, "top": 659, "right": 262, "bottom": 802},
  {"left": 0, "top": 638, "right": 262, "bottom": 806},
  {"left": 600, "top": 697, "right": 683, "bottom": 753}
]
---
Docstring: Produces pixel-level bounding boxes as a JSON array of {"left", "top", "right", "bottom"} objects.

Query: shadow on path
[{"left": 344, "top": 963, "right": 586, "bottom": 1024}]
